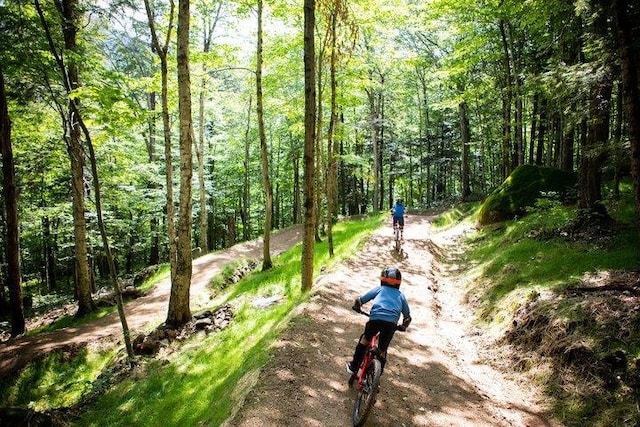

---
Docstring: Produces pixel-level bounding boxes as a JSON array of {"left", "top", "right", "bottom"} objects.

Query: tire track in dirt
[{"left": 227, "top": 215, "right": 562, "bottom": 427}]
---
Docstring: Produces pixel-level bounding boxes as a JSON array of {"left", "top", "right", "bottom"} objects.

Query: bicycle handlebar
[
  {"left": 352, "top": 307, "right": 406, "bottom": 331},
  {"left": 353, "top": 307, "right": 369, "bottom": 317}
]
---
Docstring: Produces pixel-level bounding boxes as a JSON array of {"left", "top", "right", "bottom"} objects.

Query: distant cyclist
[{"left": 391, "top": 199, "right": 405, "bottom": 239}]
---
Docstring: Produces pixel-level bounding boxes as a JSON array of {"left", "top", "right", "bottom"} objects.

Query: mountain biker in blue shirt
[
  {"left": 346, "top": 266, "right": 411, "bottom": 376},
  {"left": 392, "top": 199, "right": 405, "bottom": 239}
]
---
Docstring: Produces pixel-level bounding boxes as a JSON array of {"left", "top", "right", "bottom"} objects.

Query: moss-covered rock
[{"left": 477, "top": 164, "right": 577, "bottom": 225}]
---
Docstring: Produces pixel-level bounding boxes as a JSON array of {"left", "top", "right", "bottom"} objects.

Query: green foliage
[{"left": 477, "top": 165, "right": 578, "bottom": 226}]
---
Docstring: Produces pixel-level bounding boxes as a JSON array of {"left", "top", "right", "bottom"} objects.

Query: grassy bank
[{"left": 449, "top": 186, "right": 640, "bottom": 426}]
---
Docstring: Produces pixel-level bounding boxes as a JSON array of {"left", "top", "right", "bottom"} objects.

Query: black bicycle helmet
[{"left": 380, "top": 266, "right": 402, "bottom": 287}]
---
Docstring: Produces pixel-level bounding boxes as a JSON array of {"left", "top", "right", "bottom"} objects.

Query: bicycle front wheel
[{"left": 352, "top": 358, "right": 382, "bottom": 427}]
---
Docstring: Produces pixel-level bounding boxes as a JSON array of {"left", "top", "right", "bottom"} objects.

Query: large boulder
[{"left": 477, "top": 164, "right": 577, "bottom": 226}]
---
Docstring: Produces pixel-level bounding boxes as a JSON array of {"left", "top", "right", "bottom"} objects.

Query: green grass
[
  {"left": 0, "top": 347, "right": 117, "bottom": 411},
  {"left": 1, "top": 268, "right": 175, "bottom": 410},
  {"left": 42, "top": 215, "right": 379, "bottom": 426},
  {"left": 466, "top": 199, "right": 639, "bottom": 325},
  {"left": 137, "top": 264, "right": 171, "bottom": 293},
  {"left": 207, "top": 259, "right": 257, "bottom": 292}
]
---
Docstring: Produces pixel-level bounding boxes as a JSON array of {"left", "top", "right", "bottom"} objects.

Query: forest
[{"left": 1, "top": 0, "right": 639, "bottom": 351}]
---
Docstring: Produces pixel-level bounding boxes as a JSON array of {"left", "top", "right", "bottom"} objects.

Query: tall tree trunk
[
  {"left": 325, "top": 6, "right": 338, "bottom": 258},
  {"left": 196, "top": 85, "right": 208, "bottom": 252},
  {"left": 459, "top": 99, "right": 471, "bottom": 200},
  {"left": 578, "top": 75, "right": 613, "bottom": 211},
  {"left": 561, "top": 120, "right": 575, "bottom": 172},
  {"left": 242, "top": 95, "right": 252, "bottom": 240},
  {"left": 63, "top": 0, "right": 93, "bottom": 315},
  {"left": 144, "top": 0, "right": 179, "bottom": 316},
  {"left": 125, "top": 211, "right": 135, "bottom": 274},
  {"left": 549, "top": 112, "right": 560, "bottom": 167},
  {"left": 612, "top": 0, "right": 640, "bottom": 232},
  {"left": 68, "top": 126, "right": 93, "bottom": 316},
  {"left": 339, "top": 138, "right": 346, "bottom": 216},
  {"left": 65, "top": 1, "right": 92, "bottom": 316},
  {"left": 314, "top": 43, "right": 326, "bottom": 242},
  {"left": 301, "top": 0, "right": 316, "bottom": 292},
  {"left": 257, "top": 0, "right": 273, "bottom": 270},
  {"left": 195, "top": 4, "right": 220, "bottom": 253},
  {"left": 612, "top": 82, "right": 623, "bottom": 199},
  {"left": 529, "top": 93, "right": 538, "bottom": 164},
  {"left": 514, "top": 76, "right": 524, "bottom": 166},
  {"left": 167, "top": 0, "right": 193, "bottom": 327},
  {"left": 422, "top": 71, "right": 429, "bottom": 204},
  {"left": 147, "top": 92, "right": 160, "bottom": 265},
  {"left": 0, "top": 67, "right": 25, "bottom": 336},
  {"left": 367, "top": 87, "right": 380, "bottom": 212},
  {"left": 510, "top": 26, "right": 524, "bottom": 168},
  {"left": 379, "top": 85, "right": 386, "bottom": 210},
  {"left": 536, "top": 98, "right": 546, "bottom": 165},
  {"left": 36, "top": 0, "right": 94, "bottom": 316},
  {"left": 293, "top": 144, "right": 301, "bottom": 223},
  {"left": 42, "top": 216, "right": 57, "bottom": 291},
  {"left": 499, "top": 19, "right": 513, "bottom": 179}
]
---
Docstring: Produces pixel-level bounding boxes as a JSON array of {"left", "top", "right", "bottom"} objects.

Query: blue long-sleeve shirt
[{"left": 358, "top": 285, "right": 410, "bottom": 324}]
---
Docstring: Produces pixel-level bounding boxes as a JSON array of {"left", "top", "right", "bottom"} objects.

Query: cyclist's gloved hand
[
  {"left": 352, "top": 298, "right": 361, "bottom": 313},
  {"left": 402, "top": 315, "right": 412, "bottom": 329}
]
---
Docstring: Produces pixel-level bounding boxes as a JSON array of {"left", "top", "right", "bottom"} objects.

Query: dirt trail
[
  {"left": 0, "top": 225, "right": 303, "bottom": 377},
  {"left": 226, "top": 216, "right": 562, "bottom": 427}
]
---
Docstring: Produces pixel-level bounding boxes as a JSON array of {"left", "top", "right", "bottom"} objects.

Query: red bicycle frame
[{"left": 355, "top": 332, "right": 380, "bottom": 390}]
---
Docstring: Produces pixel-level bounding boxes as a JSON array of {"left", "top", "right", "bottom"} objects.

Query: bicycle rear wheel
[
  {"left": 352, "top": 358, "right": 382, "bottom": 427},
  {"left": 394, "top": 228, "right": 401, "bottom": 252}
]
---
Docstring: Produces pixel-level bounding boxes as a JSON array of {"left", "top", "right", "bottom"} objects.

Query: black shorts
[
  {"left": 363, "top": 319, "right": 397, "bottom": 353},
  {"left": 393, "top": 217, "right": 404, "bottom": 228}
]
